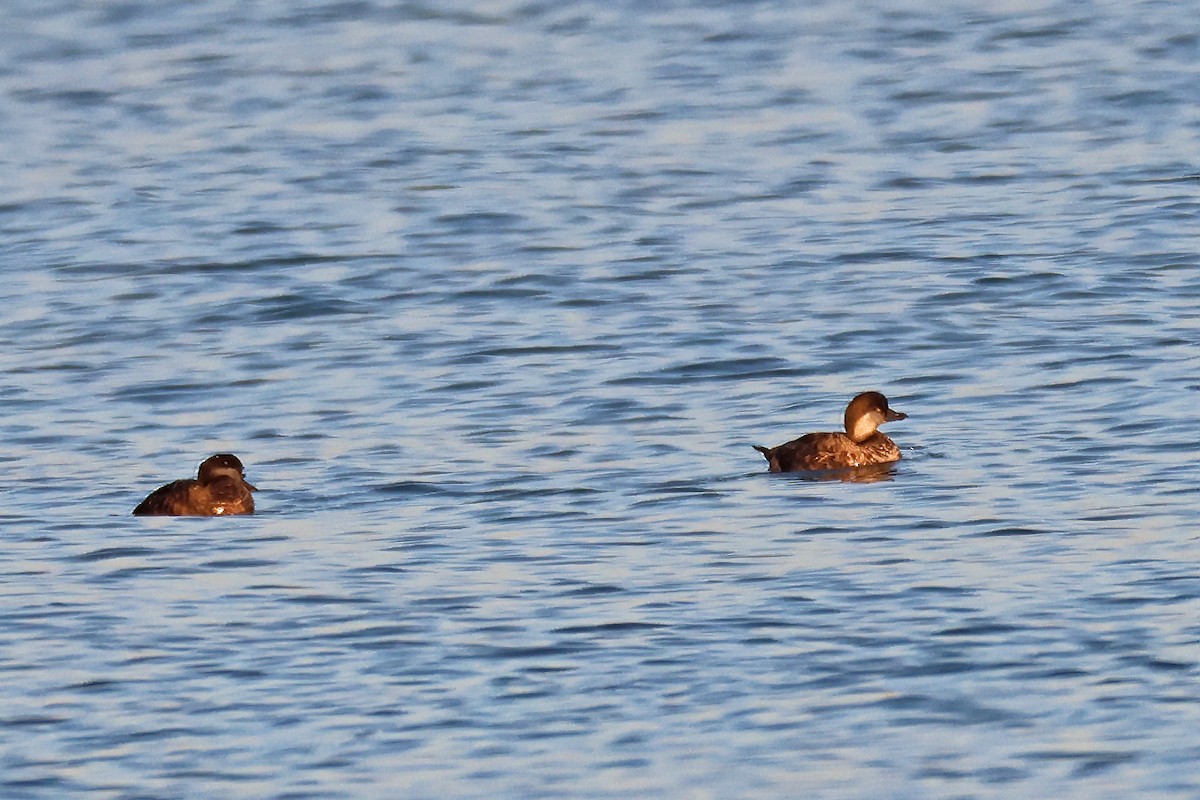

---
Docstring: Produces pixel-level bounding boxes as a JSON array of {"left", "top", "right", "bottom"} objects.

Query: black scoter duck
[
  {"left": 753, "top": 391, "right": 906, "bottom": 472},
  {"left": 133, "top": 453, "right": 257, "bottom": 516}
]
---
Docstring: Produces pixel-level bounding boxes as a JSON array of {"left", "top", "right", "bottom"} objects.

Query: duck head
[{"left": 844, "top": 391, "right": 906, "bottom": 443}]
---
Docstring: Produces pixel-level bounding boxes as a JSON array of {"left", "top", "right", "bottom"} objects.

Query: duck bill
[
  {"left": 246, "top": 482, "right": 259, "bottom": 492},
  {"left": 885, "top": 409, "right": 907, "bottom": 421}
]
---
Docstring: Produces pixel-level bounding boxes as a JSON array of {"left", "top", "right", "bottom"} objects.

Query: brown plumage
[
  {"left": 753, "top": 391, "right": 907, "bottom": 473},
  {"left": 132, "top": 453, "right": 257, "bottom": 516}
]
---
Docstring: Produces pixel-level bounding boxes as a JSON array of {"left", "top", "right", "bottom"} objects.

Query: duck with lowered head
[
  {"left": 132, "top": 453, "right": 257, "bottom": 516},
  {"left": 753, "top": 391, "right": 907, "bottom": 473}
]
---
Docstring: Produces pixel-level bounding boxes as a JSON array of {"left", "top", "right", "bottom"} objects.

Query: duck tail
[{"left": 752, "top": 444, "right": 773, "bottom": 460}]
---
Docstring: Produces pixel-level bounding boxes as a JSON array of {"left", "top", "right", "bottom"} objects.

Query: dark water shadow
[{"left": 769, "top": 463, "right": 899, "bottom": 484}]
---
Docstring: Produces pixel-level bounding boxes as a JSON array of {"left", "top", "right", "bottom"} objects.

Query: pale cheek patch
[{"left": 849, "top": 412, "right": 883, "bottom": 442}]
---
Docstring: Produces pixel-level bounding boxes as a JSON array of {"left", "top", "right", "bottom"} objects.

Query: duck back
[
  {"left": 133, "top": 477, "right": 254, "bottom": 516},
  {"left": 754, "top": 431, "right": 900, "bottom": 472}
]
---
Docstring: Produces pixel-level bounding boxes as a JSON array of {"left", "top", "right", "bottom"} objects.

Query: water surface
[{"left": 2, "top": 0, "right": 1199, "bottom": 797}]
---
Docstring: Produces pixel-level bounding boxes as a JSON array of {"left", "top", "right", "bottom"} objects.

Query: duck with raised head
[
  {"left": 753, "top": 391, "right": 907, "bottom": 472},
  {"left": 132, "top": 453, "right": 257, "bottom": 516}
]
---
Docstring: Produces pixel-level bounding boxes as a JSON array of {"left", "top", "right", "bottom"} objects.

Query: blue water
[{"left": 2, "top": 0, "right": 1199, "bottom": 797}]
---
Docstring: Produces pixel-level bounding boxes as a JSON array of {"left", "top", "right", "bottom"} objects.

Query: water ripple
[{"left": 1, "top": 1, "right": 1198, "bottom": 798}]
